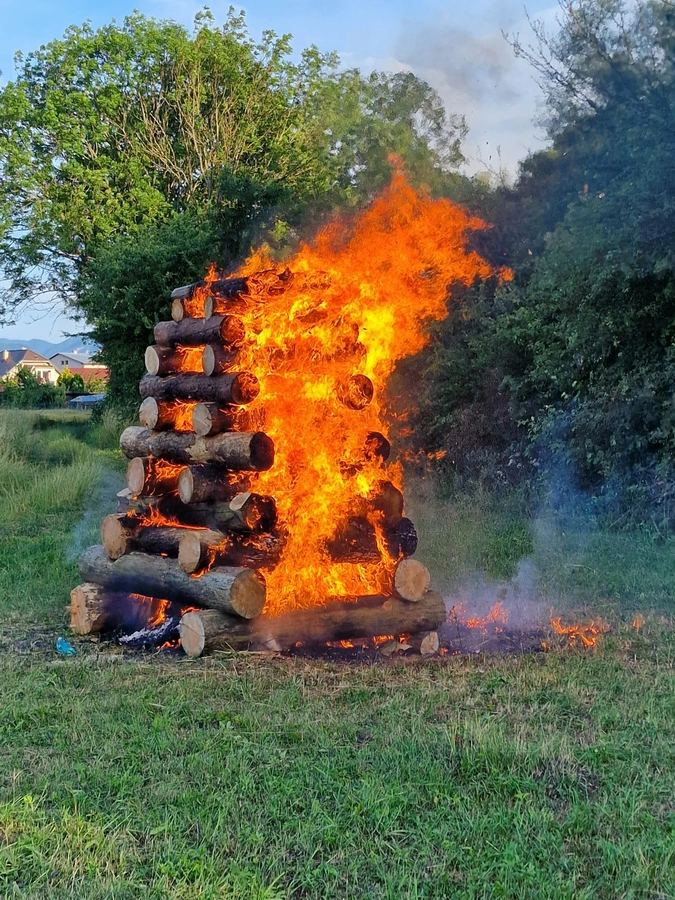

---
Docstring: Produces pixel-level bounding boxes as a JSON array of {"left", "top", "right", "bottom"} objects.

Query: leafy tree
[
  {"left": 0, "top": 9, "right": 465, "bottom": 323},
  {"left": 0, "top": 368, "right": 65, "bottom": 408}
]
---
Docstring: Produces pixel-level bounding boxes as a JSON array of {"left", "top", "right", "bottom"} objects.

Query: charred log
[
  {"left": 385, "top": 517, "right": 418, "bottom": 558},
  {"left": 101, "top": 514, "right": 190, "bottom": 560},
  {"left": 371, "top": 481, "right": 404, "bottom": 528},
  {"left": 78, "top": 545, "right": 266, "bottom": 619},
  {"left": 126, "top": 457, "right": 182, "bottom": 497},
  {"left": 202, "top": 344, "right": 237, "bottom": 376},
  {"left": 145, "top": 345, "right": 204, "bottom": 376},
  {"left": 178, "top": 465, "right": 250, "bottom": 503},
  {"left": 326, "top": 517, "right": 380, "bottom": 564},
  {"left": 179, "top": 591, "right": 446, "bottom": 656},
  {"left": 139, "top": 373, "right": 259, "bottom": 406},
  {"left": 154, "top": 314, "right": 244, "bottom": 348},
  {"left": 138, "top": 397, "right": 194, "bottom": 432},
  {"left": 178, "top": 529, "right": 284, "bottom": 573},
  {"left": 191, "top": 402, "right": 263, "bottom": 437}
]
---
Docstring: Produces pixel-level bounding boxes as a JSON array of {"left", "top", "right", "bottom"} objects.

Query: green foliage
[
  {"left": 0, "top": 368, "right": 65, "bottom": 409},
  {"left": 0, "top": 8, "right": 464, "bottom": 321},
  {"left": 56, "top": 368, "right": 86, "bottom": 393}
]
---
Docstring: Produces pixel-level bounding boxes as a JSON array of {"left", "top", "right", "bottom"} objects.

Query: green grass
[{"left": 1, "top": 411, "right": 674, "bottom": 898}]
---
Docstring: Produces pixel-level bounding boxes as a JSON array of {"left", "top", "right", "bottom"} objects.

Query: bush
[{"left": 0, "top": 368, "right": 66, "bottom": 409}]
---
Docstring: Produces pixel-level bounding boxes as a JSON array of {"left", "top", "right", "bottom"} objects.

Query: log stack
[{"left": 71, "top": 272, "right": 443, "bottom": 654}]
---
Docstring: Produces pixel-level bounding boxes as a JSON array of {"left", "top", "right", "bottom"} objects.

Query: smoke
[
  {"left": 67, "top": 467, "right": 125, "bottom": 563},
  {"left": 391, "top": 4, "right": 557, "bottom": 175},
  {"left": 444, "top": 557, "right": 547, "bottom": 629}
]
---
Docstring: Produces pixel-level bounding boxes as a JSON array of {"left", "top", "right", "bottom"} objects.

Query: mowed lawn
[{"left": 0, "top": 410, "right": 673, "bottom": 899}]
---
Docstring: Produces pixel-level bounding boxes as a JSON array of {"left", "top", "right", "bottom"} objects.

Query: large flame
[{"left": 193, "top": 171, "right": 509, "bottom": 614}]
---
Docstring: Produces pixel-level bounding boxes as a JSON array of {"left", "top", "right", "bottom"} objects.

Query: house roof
[
  {"left": 49, "top": 352, "right": 92, "bottom": 365},
  {"left": 0, "top": 348, "right": 55, "bottom": 378}
]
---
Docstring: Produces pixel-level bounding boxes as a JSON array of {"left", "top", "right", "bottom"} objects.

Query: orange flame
[
  {"left": 550, "top": 617, "right": 608, "bottom": 648},
  {"left": 451, "top": 601, "right": 509, "bottom": 629},
  {"left": 195, "top": 171, "right": 509, "bottom": 614}
]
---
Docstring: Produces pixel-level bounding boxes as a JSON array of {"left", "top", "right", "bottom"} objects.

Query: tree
[{"left": 0, "top": 9, "right": 466, "bottom": 325}]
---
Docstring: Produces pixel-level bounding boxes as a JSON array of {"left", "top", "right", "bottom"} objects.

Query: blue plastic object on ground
[{"left": 56, "top": 637, "right": 77, "bottom": 655}]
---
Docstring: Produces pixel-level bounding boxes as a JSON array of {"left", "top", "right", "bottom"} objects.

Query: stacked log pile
[{"left": 71, "top": 272, "right": 443, "bottom": 655}]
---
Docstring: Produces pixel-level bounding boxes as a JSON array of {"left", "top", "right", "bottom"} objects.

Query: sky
[{"left": 0, "top": 0, "right": 558, "bottom": 342}]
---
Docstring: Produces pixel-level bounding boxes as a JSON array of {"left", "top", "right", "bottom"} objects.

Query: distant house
[
  {"left": 49, "top": 352, "right": 109, "bottom": 383},
  {"left": 0, "top": 349, "right": 60, "bottom": 384}
]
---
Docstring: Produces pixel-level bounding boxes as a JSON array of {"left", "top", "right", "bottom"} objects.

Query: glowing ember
[
  {"left": 173, "top": 401, "right": 198, "bottom": 432},
  {"left": 190, "top": 169, "right": 509, "bottom": 614}
]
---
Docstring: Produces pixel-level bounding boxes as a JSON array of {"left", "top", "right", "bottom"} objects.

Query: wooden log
[
  {"left": 178, "top": 465, "right": 250, "bottom": 503},
  {"left": 393, "top": 558, "right": 430, "bottom": 602},
  {"left": 365, "top": 431, "right": 391, "bottom": 463},
  {"left": 126, "top": 457, "right": 183, "bottom": 497},
  {"left": 408, "top": 631, "right": 440, "bottom": 656},
  {"left": 119, "top": 427, "right": 274, "bottom": 471},
  {"left": 191, "top": 402, "right": 262, "bottom": 437},
  {"left": 202, "top": 344, "right": 237, "bottom": 376},
  {"left": 139, "top": 373, "right": 259, "bottom": 406},
  {"left": 385, "top": 517, "right": 418, "bottom": 558},
  {"left": 154, "top": 315, "right": 244, "bottom": 348},
  {"left": 217, "top": 492, "right": 277, "bottom": 532},
  {"left": 139, "top": 397, "right": 194, "bottom": 432},
  {"left": 173, "top": 276, "right": 249, "bottom": 302},
  {"left": 179, "top": 591, "right": 446, "bottom": 656},
  {"left": 145, "top": 345, "right": 204, "bottom": 376},
  {"left": 121, "top": 493, "right": 271, "bottom": 534},
  {"left": 337, "top": 374, "right": 374, "bottom": 410},
  {"left": 326, "top": 517, "right": 380, "bottom": 563},
  {"left": 78, "top": 545, "right": 266, "bottom": 618},
  {"left": 171, "top": 296, "right": 206, "bottom": 321},
  {"left": 69, "top": 583, "right": 113, "bottom": 635},
  {"left": 101, "top": 514, "right": 189, "bottom": 560},
  {"left": 178, "top": 529, "right": 283, "bottom": 573},
  {"left": 371, "top": 481, "right": 404, "bottom": 528}
]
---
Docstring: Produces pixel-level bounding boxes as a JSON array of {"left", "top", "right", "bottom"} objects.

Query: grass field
[{"left": 0, "top": 410, "right": 674, "bottom": 898}]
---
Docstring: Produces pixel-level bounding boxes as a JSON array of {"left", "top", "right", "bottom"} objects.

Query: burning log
[
  {"left": 139, "top": 372, "right": 260, "bottom": 406},
  {"left": 120, "top": 492, "right": 274, "bottom": 535},
  {"left": 154, "top": 314, "right": 245, "bottom": 348},
  {"left": 326, "top": 517, "right": 380, "bottom": 564},
  {"left": 119, "top": 427, "right": 275, "bottom": 471},
  {"left": 178, "top": 464, "right": 249, "bottom": 503},
  {"left": 371, "top": 481, "right": 404, "bottom": 528},
  {"left": 393, "top": 558, "right": 431, "bottom": 602},
  {"left": 172, "top": 277, "right": 249, "bottom": 302},
  {"left": 365, "top": 431, "right": 391, "bottom": 463},
  {"left": 178, "top": 529, "right": 283, "bottom": 573},
  {"left": 177, "top": 465, "right": 249, "bottom": 504},
  {"left": 78, "top": 545, "right": 266, "bottom": 619},
  {"left": 100, "top": 514, "right": 189, "bottom": 560},
  {"left": 214, "top": 492, "right": 277, "bottom": 533},
  {"left": 202, "top": 344, "right": 237, "bottom": 376},
  {"left": 337, "top": 374, "right": 374, "bottom": 410},
  {"left": 126, "top": 457, "right": 182, "bottom": 497},
  {"left": 138, "top": 397, "right": 194, "bottom": 432},
  {"left": 191, "top": 402, "right": 262, "bottom": 437},
  {"left": 385, "top": 517, "right": 418, "bottom": 558},
  {"left": 179, "top": 590, "right": 446, "bottom": 656},
  {"left": 145, "top": 345, "right": 204, "bottom": 376}
]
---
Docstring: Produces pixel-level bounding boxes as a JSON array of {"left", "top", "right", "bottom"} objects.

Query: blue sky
[{"left": 0, "top": 0, "right": 557, "bottom": 341}]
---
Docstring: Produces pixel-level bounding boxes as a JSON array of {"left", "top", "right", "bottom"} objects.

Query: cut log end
[
  {"left": 69, "top": 583, "right": 109, "bottom": 635},
  {"left": 337, "top": 374, "right": 374, "bottom": 410},
  {"left": 101, "top": 514, "right": 129, "bottom": 560},
  {"left": 138, "top": 396, "right": 159, "bottom": 429},
  {"left": 126, "top": 457, "right": 147, "bottom": 496},
  {"left": 230, "top": 569, "right": 267, "bottom": 619},
  {"left": 394, "top": 558, "right": 431, "bottom": 602},
  {"left": 171, "top": 298, "right": 186, "bottom": 321}
]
